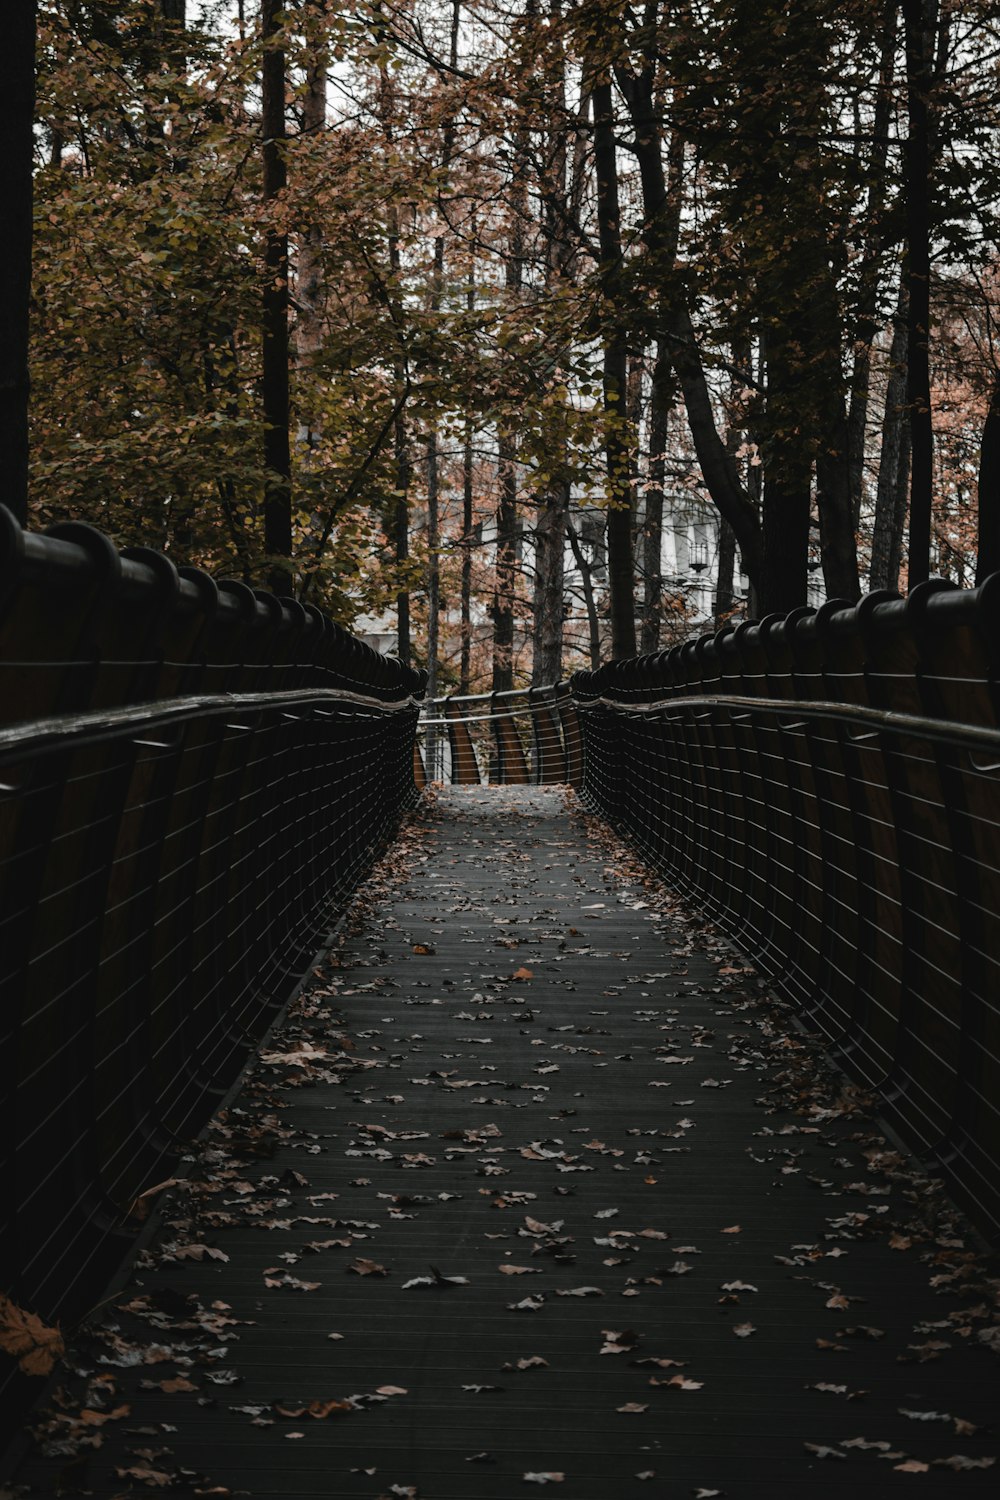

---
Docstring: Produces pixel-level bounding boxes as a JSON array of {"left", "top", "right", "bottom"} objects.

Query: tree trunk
[
  {"left": 846, "top": 0, "right": 897, "bottom": 525},
  {"left": 261, "top": 0, "right": 292, "bottom": 592},
  {"left": 567, "top": 515, "right": 602, "bottom": 670},
  {"left": 902, "top": 0, "right": 936, "bottom": 589},
  {"left": 640, "top": 348, "right": 668, "bottom": 654},
  {"left": 816, "top": 384, "right": 861, "bottom": 602},
  {"left": 493, "top": 20, "right": 527, "bottom": 693},
  {"left": 296, "top": 26, "right": 327, "bottom": 437},
  {"left": 394, "top": 413, "right": 411, "bottom": 666},
  {"left": 493, "top": 432, "right": 518, "bottom": 693},
  {"left": 0, "top": 1, "right": 37, "bottom": 526},
  {"left": 532, "top": 481, "right": 568, "bottom": 685},
  {"left": 667, "top": 303, "right": 763, "bottom": 585},
  {"left": 425, "top": 430, "right": 441, "bottom": 776},
  {"left": 975, "top": 374, "right": 1000, "bottom": 585},
  {"left": 714, "top": 518, "right": 737, "bottom": 626},
  {"left": 759, "top": 336, "right": 810, "bottom": 616},
  {"left": 422, "top": 0, "right": 458, "bottom": 734},
  {"left": 760, "top": 470, "right": 811, "bottom": 616},
  {"left": 460, "top": 412, "right": 474, "bottom": 692},
  {"left": 616, "top": 34, "right": 762, "bottom": 596},
  {"left": 870, "top": 282, "right": 909, "bottom": 592},
  {"left": 591, "top": 74, "right": 635, "bottom": 660}
]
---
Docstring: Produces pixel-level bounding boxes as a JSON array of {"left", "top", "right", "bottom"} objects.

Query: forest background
[{"left": 2, "top": 0, "right": 1000, "bottom": 697}]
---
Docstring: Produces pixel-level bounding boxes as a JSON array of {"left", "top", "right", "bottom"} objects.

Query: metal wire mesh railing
[
  {"left": 416, "top": 684, "right": 583, "bottom": 786},
  {"left": 571, "top": 578, "right": 1000, "bottom": 1242},
  {"left": 0, "top": 510, "right": 425, "bottom": 1405}
]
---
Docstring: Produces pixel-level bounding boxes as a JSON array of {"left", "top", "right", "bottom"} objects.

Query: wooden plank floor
[{"left": 10, "top": 786, "right": 1000, "bottom": 1500}]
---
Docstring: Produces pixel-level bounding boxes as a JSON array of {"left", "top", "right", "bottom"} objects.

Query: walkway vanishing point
[{"left": 9, "top": 787, "right": 1000, "bottom": 1500}]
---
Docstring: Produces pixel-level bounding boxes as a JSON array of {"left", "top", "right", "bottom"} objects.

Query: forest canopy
[{"left": 5, "top": 0, "right": 1000, "bottom": 690}]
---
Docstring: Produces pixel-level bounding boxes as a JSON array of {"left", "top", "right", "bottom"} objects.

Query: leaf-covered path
[{"left": 12, "top": 788, "right": 1000, "bottom": 1499}]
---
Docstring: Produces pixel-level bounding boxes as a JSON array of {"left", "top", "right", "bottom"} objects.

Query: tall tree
[
  {"left": 976, "top": 372, "right": 1000, "bottom": 583},
  {"left": 0, "top": 2, "right": 37, "bottom": 525},
  {"left": 261, "top": 0, "right": 292, "bottom": 592},
  {"left": 902, "top": 0, "right": 937, "bottom": 587},
  {"left": 590, "top": 66, "right": 636, "bottom": 659}
]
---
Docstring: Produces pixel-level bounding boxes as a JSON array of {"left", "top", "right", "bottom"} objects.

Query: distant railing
[
  {"left": 572, "top": 579, "right": 1000, "bottom": 1242},
  {"left": 0, "top": 509, "right": 425, "bottom": 1395},
  {"left": 417, "top": 684, "right": 583, "bottom": 786}
]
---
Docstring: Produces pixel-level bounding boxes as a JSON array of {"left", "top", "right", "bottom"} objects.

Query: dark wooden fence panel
[
  {"left": 0, "top": 509, "right": 425, "bottom": 1433},
  {"left": 572, "top": 580, "right": 1000, "bottom": 1242}
]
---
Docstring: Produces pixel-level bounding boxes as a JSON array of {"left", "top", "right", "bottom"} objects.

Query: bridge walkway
[{"left": 13, "top": 788, "right": 999, "bottom": 1500}]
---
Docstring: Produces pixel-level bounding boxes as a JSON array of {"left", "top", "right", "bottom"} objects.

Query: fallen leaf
[
  {"left": 498, "top": 1265, "right": 538, "bottom": 1276},
  {"left": 894, "top": 1460, "right": 930, "bottom": 1473},
  {"left": 732, "top": 1323, "right": 755, "bottom": 1338},
  {"left": 0, "top": 1294, "right": 64, "bottom": 1377},
  {"left": 78, "top": 1404, "right": 130, "bottom": 1426},
  {"left": 522, "top": 1474, "right": 564, "bottom": 1485},
  {"left": 348, "top": 1259, "right": 387, "bottom": 1277},
  {"left": 114, "top": 1467, "right": 173, "bottom": 1487},
  {"left": 512, "top": 967, "right": 534, "bottom": 981},
  {"left": 617, "top": 1402, "right": 648, "bottom": 1413},
  {"left": 376, "top": 1386, "right": 408, "bottom": 1396},
  {"left": 934, "top": 1456, "right": 995, "bottom": 1471},
  {"left": 402, "top": 1268, "right": 469, "bottom": 1289},
  {"left": 164, "top": 1243, "right": 229, "bottom": 1263}
]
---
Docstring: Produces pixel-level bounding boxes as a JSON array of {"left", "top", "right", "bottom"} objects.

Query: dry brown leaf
[
  {"left": 894, "top": 1460, "right": 930, "bottom": 1473},
  {"left": 376, "top": 1385, "right": 409, "bottom": 1396},
  {"left": 617, "top": 1402, "right": 648, "bottom": 1413},
  {"left": 114, "top": 1466, "right": 173, "bottom": 1488},
  {"left": 522, "top": 1474, "right": 564, "bottom": 1485},
  {"left": 307, "top": 1398, "right": 354, "bottom": 1418},
  {"left": 78, "top": 1404, "right": 130, "bottom": 1426},
  {"left": 347, "top": 1258, "right": 387, "bottom": 1277},
  {"left": 498, "top": 1265, "right": 538, "bottom": 1276},
  {"left": 157, "top": 1376, "right": 197, "bottom": 1393},
  {"left": 512, "top": 967, "right": 534, "bottom": 981},
  {"left": 167, "top": 1244, "right": 229, "bottom": 1263},
  {"left": 0, "top": 1294, "right": 64, "bottom": 1377}
]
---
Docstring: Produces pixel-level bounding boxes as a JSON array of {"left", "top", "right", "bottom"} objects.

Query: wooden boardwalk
[{"left": 11, "top": 787, "right": 1000, "bottom": 1499}]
